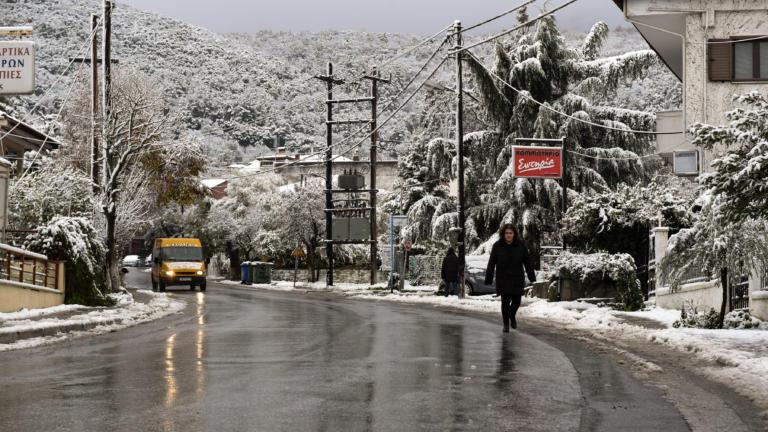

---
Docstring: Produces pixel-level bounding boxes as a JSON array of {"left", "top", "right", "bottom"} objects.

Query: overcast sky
[{"left": 119, "top": 0, "right": 627, "bottom": 34}]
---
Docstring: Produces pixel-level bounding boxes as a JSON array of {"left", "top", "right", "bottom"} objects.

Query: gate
[
  {"left": 729, "top": 271, "right": 750, "bottom": 311},
  {"left": 644, "top": 231, "right": 656, "bottom": 298}
]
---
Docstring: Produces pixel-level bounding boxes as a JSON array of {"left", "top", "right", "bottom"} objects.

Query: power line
[
  {"left": 453, "top": 0, "right": 580, "bottom": 54},
  {"left": 1, "top": 25, "right": 100, "bottom": 143},
  {"left": 225, "top": 56, "right": 448, "bottom": 180},
  {"left": 566, "top": 148, "right": 660, "bottom": 161},
  {"left": 461, "top": 0, "right": 537, "bottom": 34},
  {"left": 378, "top": 23, "right": 453, "bottom": 68},
  {"left": 20, "top": 56, "right": 90, "bottom": 178},
  {"left": 223, "top": 38, "right": 451, "bottom": 180},
  {"left": 465, "top": 51, "right": 685, "bottom": 135}
]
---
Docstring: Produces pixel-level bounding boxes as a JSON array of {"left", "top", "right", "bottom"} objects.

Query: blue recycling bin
[{"left": 241, "top": 261, "right": 251, "bottom": 284}]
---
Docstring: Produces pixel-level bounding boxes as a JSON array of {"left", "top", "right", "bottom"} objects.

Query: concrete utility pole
[
  {"left": 454, "top": 20, "right": 467, "bottom": 299},
  {"left": 102, "top": 0, "right": 113, "bottom": 187}
]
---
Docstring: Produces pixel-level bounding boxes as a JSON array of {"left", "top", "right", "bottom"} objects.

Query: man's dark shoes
[
  {"left": 511, "top": 318, "right": 517, "bottom": 329},
  {"left": 503, "top": 322, "right": 510, "bottom": 333}
]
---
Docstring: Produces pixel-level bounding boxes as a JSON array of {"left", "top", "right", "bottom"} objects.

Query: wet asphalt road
[{"left": 0, "top": 270, "right": 698, "bottom": 431}]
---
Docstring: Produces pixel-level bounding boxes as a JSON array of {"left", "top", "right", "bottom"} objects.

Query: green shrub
[{"left": 25, "top": 217, "right": 114, "bottom": 306}]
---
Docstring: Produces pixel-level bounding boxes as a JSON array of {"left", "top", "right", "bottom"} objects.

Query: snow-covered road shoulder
[{"left": 0, "top": 290, "right": 186, "bottom": 352}]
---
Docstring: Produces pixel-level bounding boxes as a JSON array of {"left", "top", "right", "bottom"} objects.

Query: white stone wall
[{"left": 655, "top": 280, "right": 722, "bottom": 311}]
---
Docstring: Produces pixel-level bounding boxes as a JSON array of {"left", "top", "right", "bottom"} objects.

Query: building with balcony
[{"left": 613, "top": 0, "right": 768, "bottom": 175}]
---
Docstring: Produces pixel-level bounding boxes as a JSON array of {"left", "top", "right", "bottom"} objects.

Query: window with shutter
[
  {"left": 731, "top": 37, "right": 768, "bottom": 81},
  {"left": 708, "top": 39, "right": 732, "bottom": 81}
]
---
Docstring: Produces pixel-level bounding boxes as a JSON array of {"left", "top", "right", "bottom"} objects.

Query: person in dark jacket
[
  {"left": 441, "top": 247, "right": 459, "bottom": 296},
  {"left": 484, "top": 224, "right": 536, "bottom": 332}
]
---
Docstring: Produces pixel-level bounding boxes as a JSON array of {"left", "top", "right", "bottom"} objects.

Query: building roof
[
  {"left": 201, "top": 178, "right": 228, "bottom": 188},
  {"left": 0, "top": 111, "right": 61, "bottom": 156}
]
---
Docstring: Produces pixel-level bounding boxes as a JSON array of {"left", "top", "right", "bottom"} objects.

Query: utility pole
[
  {"left": 454, "top": 20, "right": 467, "bottom": 299},
  {"left": 71, "top": 14, "right": 117, "bottom": 195},
  {"left": 102, "top": 0, "right": 113, "bottom": 188},
  {"left": 314, "top": 62, "right": 343, "bottom": 287},
  {"left": 90, "top": 14, "right": 100, "bottom": 194},
  {"left": 363, "top": 67, "right": 389, "bottom": 286}
]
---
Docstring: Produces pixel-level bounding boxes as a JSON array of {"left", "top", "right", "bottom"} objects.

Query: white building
[{"left": 614, "top": 0, "right": 768, "bottom": 175}]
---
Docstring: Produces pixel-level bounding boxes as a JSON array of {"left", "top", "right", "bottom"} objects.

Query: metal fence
[
  {"left": 678, "top": 266, "right": 713, "bottom": 285},
  {"left": 761, "top": 268, "right": 768, "bottom": 291},
  {"left": 730, "top": 272, "right": 750, "bottom": 311}
]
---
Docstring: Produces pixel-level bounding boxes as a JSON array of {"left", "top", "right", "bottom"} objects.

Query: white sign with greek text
[{"left": 0, "top": 41, "right": 35, "bottom": 95}]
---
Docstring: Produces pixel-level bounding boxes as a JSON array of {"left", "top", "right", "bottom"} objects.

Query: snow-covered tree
[
  {"left": 280, "top": 179, "right": 326, "bottom": 281},
  {"left": 26, "top": 216, "right": 111, "bottom": 306},
  {"left": 9, "top": 161, "right": 93, "bottom": 233},
  {"left": 99, "top": 70, "right": 201, "bottom": 292},
  {"left": 659, "top": 192, "right": 768, "bottom": 328},
  {"left": 692, "top": 92, "right": 768, "bottom": 223},
  {"left": 563, "top": 178, "right": 693, "bottom": 260},
  {"left": 393, "top": 13, "right": 665, "bottom": 260},
  {"left": 460, "top": 14, "right": 663, "bottom": 256}
]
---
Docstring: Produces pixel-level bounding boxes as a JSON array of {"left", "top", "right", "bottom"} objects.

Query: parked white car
[{"left": 121, "top": 255, "right": 142, "bottom": 267}]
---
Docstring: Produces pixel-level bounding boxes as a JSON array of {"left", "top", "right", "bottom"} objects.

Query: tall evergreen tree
[{"left": 394, "top": 14, "right": 664, "bottom": 261}]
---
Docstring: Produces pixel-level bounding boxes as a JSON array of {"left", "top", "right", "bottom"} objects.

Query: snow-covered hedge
[
  {"left": 25, "top": 217, "right": 112, "bottom": 306},
  {"left": 551, "top": 252, "right": 644, "bottom": 311}
]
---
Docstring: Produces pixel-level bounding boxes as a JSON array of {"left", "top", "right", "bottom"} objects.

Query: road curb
[{"left": 0, "top": 317, "right": 126, "bottom": 345}]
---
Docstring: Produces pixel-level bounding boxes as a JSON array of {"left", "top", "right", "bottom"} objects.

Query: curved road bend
[{"left": 0, "top": 269, "right": 760, "bottom": 431}]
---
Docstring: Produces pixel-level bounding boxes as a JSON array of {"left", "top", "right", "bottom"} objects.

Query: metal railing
[
  {"left": 729, "top": 273, "right": 750, "bottom": 311},
  {"left": 678, "top": 266, "right": 713, "bottom": 286},
  {"left": 761, "top": 268, "right": 768, "bottom": 291},
  {"left": 0, "top": 243, "right": 61, "bottom": 290}
]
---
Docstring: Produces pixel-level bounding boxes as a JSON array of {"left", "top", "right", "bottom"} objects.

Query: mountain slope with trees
[{"left": 1, "top": 0, "right": 679, "bottom": 168}]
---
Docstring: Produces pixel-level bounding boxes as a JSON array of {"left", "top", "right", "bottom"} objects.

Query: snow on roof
[
  {"left": 298, "top": 154, "right": 353, "bottom": 163},
  {"left": 201, "top": 178, "right": 227, "bottom": 188}
]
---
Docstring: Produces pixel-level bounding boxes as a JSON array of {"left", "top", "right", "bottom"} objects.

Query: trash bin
[
  {"left": 251, "top": 261, "right": 273, "bottom": 284},
  {"left": 241, "top": 261, "right": 251, "bottom": 284}
]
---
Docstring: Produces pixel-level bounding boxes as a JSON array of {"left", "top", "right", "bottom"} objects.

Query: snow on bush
[
  {"left": 672, "top": 302, "right": 721, "bottom": 329},
  {"left": 723, "top": 309, "right": 761, "bottom": 330},
  {"left": 25, "top": 217, "right": 112, "bottom": 306},
  {"left": 671, "top": 302, "right": 759, "bottom": 330},
  {"left": 551, "top": 252, "right": 643, "bottom": 311}
]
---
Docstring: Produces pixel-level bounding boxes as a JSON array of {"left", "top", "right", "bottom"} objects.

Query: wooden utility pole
[
  {"left": 102, "top": 0, "right": 113, "bottom": 187},
  {"left": 314, "top": 62, "right": 343, "bottom": 287},
  {"left": 363, "top": 67, "right": 389, "bottom": 286},
  {"left": 90, "top": 14, "right": 100, "bottom": 193},
  {"left": 454, "top": 20, "right": 467, "bottom": 299}
]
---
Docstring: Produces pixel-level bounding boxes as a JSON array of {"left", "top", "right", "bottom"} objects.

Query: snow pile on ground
[
  {"left": 0, "top": 290, "right": 186, "bottom": 352},
  {"left": 0, "top": 304, "right": 87, "bottom": 323}
]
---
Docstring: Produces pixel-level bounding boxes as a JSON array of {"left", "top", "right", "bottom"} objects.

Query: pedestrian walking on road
[
  {"left": 484, "top": 224, "right": 536, "bottom": 333},
  {"left": 441, "top": 247, "right": 459, "bottom": 296}
]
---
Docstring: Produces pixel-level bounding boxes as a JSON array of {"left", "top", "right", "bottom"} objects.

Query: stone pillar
[{"left": 653, "top": 227, "right": 670, "bottom": 287}]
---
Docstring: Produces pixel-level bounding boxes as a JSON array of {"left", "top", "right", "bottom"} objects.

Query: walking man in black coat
[
  {"left": 441, "top": 247, "right": 459, "bottom": 296},
  {"left": 484, "top": 224, "right": 536, "bottom": 332}
]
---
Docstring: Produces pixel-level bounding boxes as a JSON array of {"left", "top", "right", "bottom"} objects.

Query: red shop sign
[{"left": 511, "top": 146, "right": 563, "bottom": 179}]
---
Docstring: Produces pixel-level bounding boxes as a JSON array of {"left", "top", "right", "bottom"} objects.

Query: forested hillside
[{"left": 0, "top": 0, "right": 680, "bottom": 167}]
